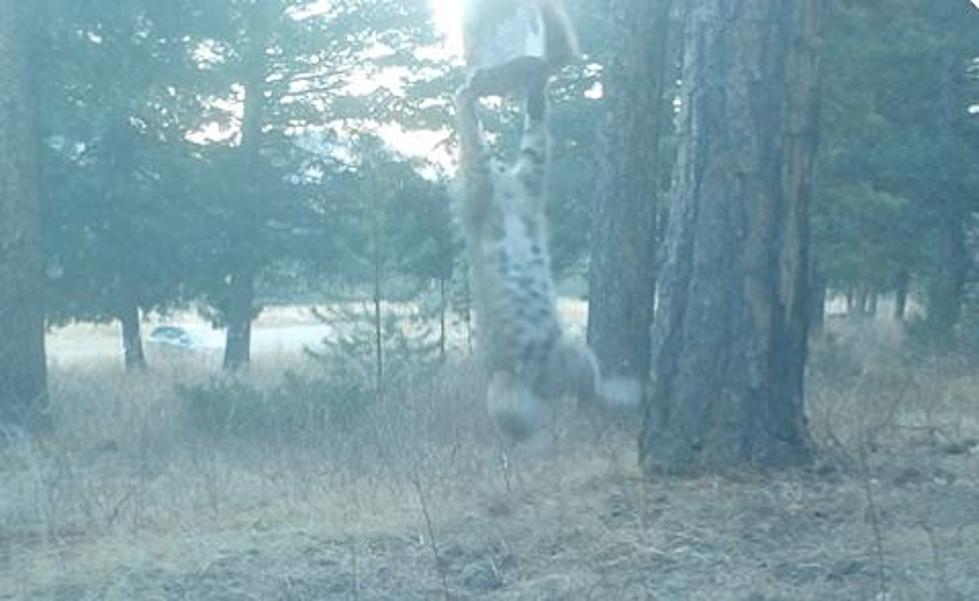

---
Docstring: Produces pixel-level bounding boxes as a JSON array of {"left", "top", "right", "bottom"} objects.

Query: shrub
[{"left": 178, "top": 370, "right": 374, "bottom": 440}]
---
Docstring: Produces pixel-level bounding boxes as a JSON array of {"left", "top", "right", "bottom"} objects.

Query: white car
[{"left": 146, "top": 325, "right": 203, "bottom": 351}]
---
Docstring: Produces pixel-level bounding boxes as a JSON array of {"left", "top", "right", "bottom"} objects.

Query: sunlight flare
[{"left": 428, "top": 0, "right": 465, "bottom": 58}]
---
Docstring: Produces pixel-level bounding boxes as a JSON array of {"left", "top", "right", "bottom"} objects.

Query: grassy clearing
[{"left": 2, "top": 319, "right": 978, "bottom": 600}]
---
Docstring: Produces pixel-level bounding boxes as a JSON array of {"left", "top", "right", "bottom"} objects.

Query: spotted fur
[{"left": 455, "top": 79, "right": 600, "bottom": 442}]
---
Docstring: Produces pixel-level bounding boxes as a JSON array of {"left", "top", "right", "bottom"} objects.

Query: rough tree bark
[
  {"left": 0, "top": 1, "right": 49, "bottom": 432},
  {"left": 587, "top": 0, "right": 673, "bottom": 387},
  {"left": 642, "top": 0, "right": 824, "bottom": 474}
]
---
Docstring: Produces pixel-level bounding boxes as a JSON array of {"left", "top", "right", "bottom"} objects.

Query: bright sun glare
[{"left": 428, "top": 0, "right": 464, "bottom": 58}]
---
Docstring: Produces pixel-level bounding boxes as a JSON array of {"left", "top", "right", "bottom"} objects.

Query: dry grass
[{"left": 2, "top": 319, "right": 979, "bottom": 600}]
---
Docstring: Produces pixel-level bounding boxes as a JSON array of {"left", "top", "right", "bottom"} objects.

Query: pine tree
[
  {"left": 642, "top": 0, "right": 824, "bottom": 474},
  {"left": 0, "top": 1, "right": 48, "bottom": 432},
  {"left": 587, "top": 0, "right": 674, "bottom": 390}
]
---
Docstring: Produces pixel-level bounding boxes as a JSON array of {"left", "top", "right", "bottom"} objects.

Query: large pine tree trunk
[
  {"left": 0, "top": 2, "right": 49, "bottom": 432},
  {"left": 587, "top": 0, "right": 673, "bottom": 386},
  {"left": 641, "top": 0, "right": 824, "bottom": 474}
]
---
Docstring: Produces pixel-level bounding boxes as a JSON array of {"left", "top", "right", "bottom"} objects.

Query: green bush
[
  {"left": 178, "top": 371, "right": 374, "bottom": 439},
  {"left": 180, "top": 378, "right": 269, "bottom": 437}
]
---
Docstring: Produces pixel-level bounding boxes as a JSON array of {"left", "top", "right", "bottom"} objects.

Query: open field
[
  {"left": 44, "top": 300, "right": 589, "bottom": 368},
  {"left": 3, "top": 320, "right": 979, "bottom": 600}
]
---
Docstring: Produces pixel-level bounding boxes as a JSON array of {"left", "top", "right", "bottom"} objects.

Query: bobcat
[{"left": 455, "top": 75, "right": 637, "bottom": 442}]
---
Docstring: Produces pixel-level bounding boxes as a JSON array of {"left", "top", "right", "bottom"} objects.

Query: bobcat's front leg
[
  {"left": 454, "top": 77, "right": 494, "bottom": 234},
  {"left": 514, "top": 75, "right": 549, "bottom": 206}
]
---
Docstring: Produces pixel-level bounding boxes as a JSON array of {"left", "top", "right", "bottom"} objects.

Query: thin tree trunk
[
  {"left": 373, "top": 290, "right": 383, "bottom": 398},
  {"left": 962, "top": 218, "right": 979, "bottom": 350},
  {"left": 809, "top": 264, "right": 826, "bottom": 334},
  {"left": 587, "top": 0, "right": 673, "bottom": 387},
  {"left": 439, "top": 277, "right": 447, "bottom": 362},
  {"left": 222, "top": 14, "right": 267, "bottom": 371},
  {"left": 371, "top": 187, "right": 385, "bottom": 401},
  {"left": 0, "top": 2, "right": 49, "bottom": 432},
  {"left": 854, "top": 288, "right": 868, "bottom": 317},
  {"left": 119, "top": 280, "right": 146, "bottom": 370},
  {"left": 924, "top": 210, "right": 968, "bottom": 337},
  {"left": 642, "top": 0, "right": 824, "bottom": 474},
  {"left": 462, "top": 274, "right": 473, "bottom": 354},
  {"left": 894, "top": 269, "right": 909, "bottom": 321},
  {"left": 223, "top": 265, "right": 255, "bottom": 369},
  {"left": 922, "top": 55, "right": 971, "bottom": 341}
]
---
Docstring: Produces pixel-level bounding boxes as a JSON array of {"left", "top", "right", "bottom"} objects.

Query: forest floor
[{"left": 2, "top": 319, "right": 978, "bottom": 600}]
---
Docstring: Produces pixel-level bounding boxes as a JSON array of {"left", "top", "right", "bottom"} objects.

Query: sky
[
  {"left": 428, "top": 0, "right": 464, "bottom": 57},
  {"left": 317, "top": 0, "right": 465, "bottom": 168},
  {"left": 189, "top": 1, "right": 464, "bottom": 171},
  {"left": 374, "top": 0, "right": 462, "bottom": 171},
  {"left": 299, "top": 0, "right": 462, "bottom": 56}
]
